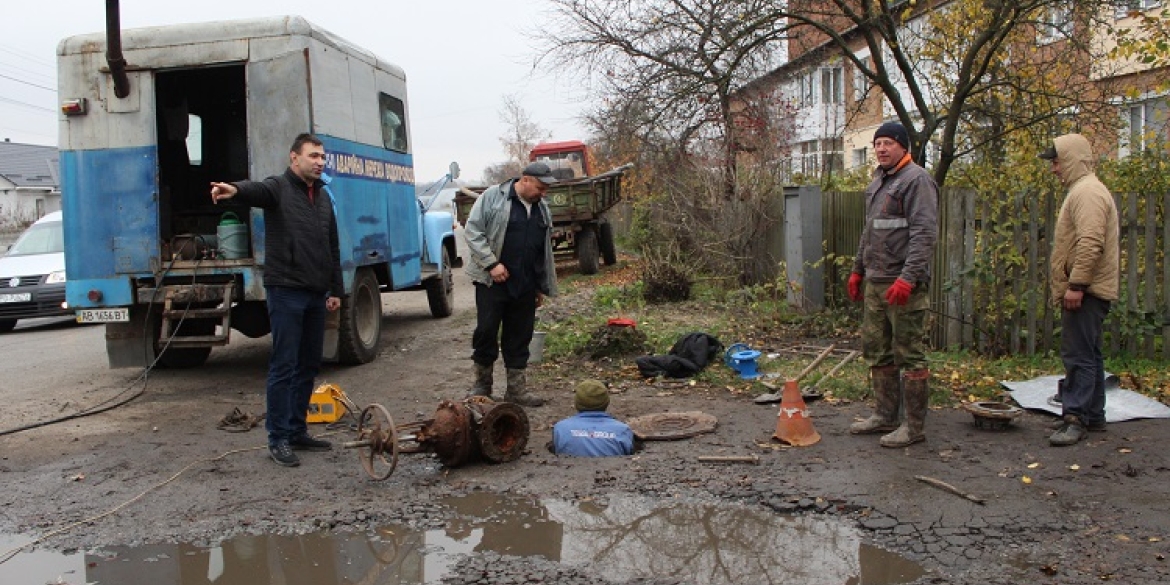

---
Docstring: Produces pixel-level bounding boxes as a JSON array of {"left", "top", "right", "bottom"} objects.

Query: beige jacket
[{"left": 1048, "top": 134, "right": 1119, "bottom": 304}]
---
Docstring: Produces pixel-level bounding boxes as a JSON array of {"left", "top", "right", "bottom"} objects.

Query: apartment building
[{"left": 735, "top": 1, "right": 1168, "bottom": 179}]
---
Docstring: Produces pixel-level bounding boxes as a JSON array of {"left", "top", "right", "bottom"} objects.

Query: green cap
[{"left": 574, "top": 379, "right": 610, "bottom": 411}]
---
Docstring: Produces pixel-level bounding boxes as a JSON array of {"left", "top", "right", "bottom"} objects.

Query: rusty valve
[{"left": 343, "top": 397, "right": 530, "bottom": 481}]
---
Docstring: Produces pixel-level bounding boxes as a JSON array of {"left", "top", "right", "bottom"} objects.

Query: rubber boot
[
  {"left": 504, "top": 368, "right": 545, "bottom": 407},
  {"left": 850, "top": 365, "right": 901, "bottom": 434},
  {"left": 468, "top": 362, "right": 494, "bottom": 397},
  {"left": 881, "top": 369, "right": 929, "bottom": 448}
]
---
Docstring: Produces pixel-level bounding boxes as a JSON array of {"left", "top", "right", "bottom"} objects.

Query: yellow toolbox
[{"left": 307, "top": 383, "right": 348, "bottom": 424}]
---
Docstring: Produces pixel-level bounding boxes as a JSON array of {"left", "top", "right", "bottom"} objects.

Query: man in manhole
[{"left": 550, "top": 380, "right": 635, "bottom": 456}]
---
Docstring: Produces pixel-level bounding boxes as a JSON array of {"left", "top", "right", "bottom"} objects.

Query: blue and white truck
[{"left": 58, "top": 15, "right": 459, "bottom": 368}]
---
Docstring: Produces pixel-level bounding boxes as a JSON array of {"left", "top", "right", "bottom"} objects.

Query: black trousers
[
  {"left": 472, "top": 283, "right": 537, "bottom": 370},
  {"left": 1060, "top": 293, "right": 1110, "bottom": 425}
]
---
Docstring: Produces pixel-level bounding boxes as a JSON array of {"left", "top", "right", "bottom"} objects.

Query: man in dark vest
[
  {"left": 463, "top": 162, "right": 559, "bottom": 406},
  {"left": 210, "top": 133, "right": 343, "bottom": 467}
]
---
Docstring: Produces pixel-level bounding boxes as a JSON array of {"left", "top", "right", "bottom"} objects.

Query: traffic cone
[{"left": 772, "top": 379, "right": 821, "bottom": 446}]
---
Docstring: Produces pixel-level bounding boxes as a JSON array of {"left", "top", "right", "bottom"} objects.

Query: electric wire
[
  {"left": 0, "top": 58, "right": 56, "bottom": 85},
  {"left": 0, "top": 44, "right": 55, "bottom": 68},
  {"left": 0, "top": 421, "right": 348, "bottom": 565},
  {"left": 0, "top": 253, "right": 201, "bottom": 437},
  {"left": 0, "top": 444, "right": 264, "bottom": 565},
  {"left": 926, "top": 306, "right": 996, "bottom": 342},
  {"left": 0, "top": 245, "right": 266, "bottom": 565},
  {"left": 0, "top": 72, "right": 55, "bottom": 92},
  {"left": 0, "top": 94, "right": 54, "bottom": 113}
]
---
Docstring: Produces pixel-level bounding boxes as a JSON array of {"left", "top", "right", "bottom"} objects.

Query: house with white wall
[
  {"left": 737, "top": 1, "right": 1168, "bottom": 179},
  {"left": 0, "top": 141, "right": 60, "bottom": 231}
]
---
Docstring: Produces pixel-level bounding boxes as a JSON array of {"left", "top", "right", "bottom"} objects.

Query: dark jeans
[
  {"left": 264, "top": 286, "right": 326, "bottom": 446},
  {"left": 1061, "top": 293, "right": 1110, "bottom": 425},
  {"left": 472, "top": 283, "right": 536, "bottom": 370}
]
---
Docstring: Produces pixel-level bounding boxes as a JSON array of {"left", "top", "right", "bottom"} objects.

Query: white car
[{"left": 0, "top": 211, "right": 68, "bottom": 332}]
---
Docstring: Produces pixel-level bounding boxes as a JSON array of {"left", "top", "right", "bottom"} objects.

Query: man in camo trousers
[{"left": 846, "top": 121, "right": 939, "bottom": 448}]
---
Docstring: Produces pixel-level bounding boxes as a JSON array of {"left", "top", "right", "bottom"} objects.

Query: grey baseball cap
[
  {"left": 1038, "top": 144, "right": 1058, "bottom": 160},
  {"left": 522, "top": 162, "right": 558, "bottom": 184}
]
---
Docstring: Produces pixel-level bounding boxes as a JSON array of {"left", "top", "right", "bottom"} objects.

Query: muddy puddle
[{"left": 2, "top": 492, "right": 925, "bottom": 584}]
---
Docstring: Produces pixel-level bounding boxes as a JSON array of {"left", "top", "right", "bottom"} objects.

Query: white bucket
[{"left": 528, "top": 331, "right": 547, "bottom": 364}]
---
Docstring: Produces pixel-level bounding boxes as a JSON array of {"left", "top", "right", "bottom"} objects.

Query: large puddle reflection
[{"left": 2, "top": 493, "right": 924, "bottom": 584}]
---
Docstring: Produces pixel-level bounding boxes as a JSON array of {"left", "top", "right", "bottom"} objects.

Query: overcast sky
[{"left": 1, "top": 1, "right": 587, "bottom": 183}]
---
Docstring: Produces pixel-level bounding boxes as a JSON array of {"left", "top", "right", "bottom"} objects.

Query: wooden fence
[{"left": 820, "top": 188, "right": 1170, "bottom": 358}]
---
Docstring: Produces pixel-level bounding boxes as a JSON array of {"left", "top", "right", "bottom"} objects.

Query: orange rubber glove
[
  {"left": 885, "top": 278, "right": 913, "bottom": 306},
  {"left": 847, "top": 273, "right": 863, "bottom": 302}
]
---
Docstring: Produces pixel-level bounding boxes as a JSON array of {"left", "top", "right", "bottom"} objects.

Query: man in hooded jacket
[{"left": 1040, "top": 134, "right": 1119, "bottom": 446}]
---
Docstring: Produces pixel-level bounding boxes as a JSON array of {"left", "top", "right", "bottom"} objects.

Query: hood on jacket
[{"left": 1050, "top": 134, "right": 1095, "bottom": 187}]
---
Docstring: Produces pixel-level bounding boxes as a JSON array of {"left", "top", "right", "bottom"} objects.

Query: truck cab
[
  {"left": 58, "top": 16, "right": 458, "bottom": 368},
  {"left": 529, "top": 141, "right": 590, "bottom": 181}
]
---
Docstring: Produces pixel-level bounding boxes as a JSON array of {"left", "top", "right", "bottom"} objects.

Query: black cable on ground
[{"left": 0, "top": 257, "right": 203, "bottom": 437}]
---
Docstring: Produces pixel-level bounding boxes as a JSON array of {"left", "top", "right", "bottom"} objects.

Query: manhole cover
[
  {"left": 961, "top": 401, "right": 1023, "bottom": 431},
  {"left": 627, "top": 411, "right": 718, "bottom": 440}
]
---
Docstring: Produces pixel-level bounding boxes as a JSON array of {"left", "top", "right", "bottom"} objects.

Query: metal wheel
[{"left": 355, "top": 404, "right": 399, "bottom": 480}]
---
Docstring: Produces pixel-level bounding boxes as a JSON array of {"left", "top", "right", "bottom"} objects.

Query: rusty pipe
[{"left": 105, "top": 0, "right": 130, "bottom": 98}]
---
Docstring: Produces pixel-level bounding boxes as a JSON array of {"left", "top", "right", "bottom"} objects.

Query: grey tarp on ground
[{"left": 1001, "top": 373, "right": 1170, "bottom": 422}]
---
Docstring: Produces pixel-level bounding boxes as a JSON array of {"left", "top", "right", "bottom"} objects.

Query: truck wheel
[
  {"left": 425, "top": 245, "right": 455, "bottom": 318},
  {"left": 0, "top": 319, "right": 15, "bottom": 333},
  {"left": 338, "top": 268, "right": 382, "bottom": 365},
  {"left": 577, "top": 227, "right": 600, "bottom": 275},
  {"left": 599, "top": 222, "right": 617, "bottom": 266},
  {"left": 154, "top": 317, "right": 213, "bottom": 368}
]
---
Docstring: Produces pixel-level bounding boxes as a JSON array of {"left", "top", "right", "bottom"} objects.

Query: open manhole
[{"left": 627, "top": 411, "right": 718, "bottom": 440}]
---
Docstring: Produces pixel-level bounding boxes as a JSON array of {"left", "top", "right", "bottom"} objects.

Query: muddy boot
[
  {"left": 1049, "top": 414, "right": 1088, "bottom": 446},
  {"left": 881, "top": 369, "right": 929, "bottom": 448},
  {"left": 850, "top": 365, "right": 901, "bottom": 434},
  {"left": 504, "top": 368, "right": 544, "bottom": 407},
  {"left": 468, "top": 362, "right": 494, "bottom": 397}
]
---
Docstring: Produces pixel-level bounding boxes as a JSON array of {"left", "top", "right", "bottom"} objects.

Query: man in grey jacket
[
  {"left": 847, "top": 121, "right": 939, "bottom": 448},
  {"left": 210, "top": 133, "right": 343, "bottom": 467},
  {"left": 463, "top": 162, "right": 559, "bottom": 407}
]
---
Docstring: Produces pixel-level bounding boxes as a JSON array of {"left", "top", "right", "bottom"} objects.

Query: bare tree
[
  {"left": 546, "top": 1, "right": 1149, "bottom": 187},
  {"left": 484, "top": 94, "right": 550, "bottom": 183},
  {"left": 540, "top": 0, "right": 791, "bottom": 199}
]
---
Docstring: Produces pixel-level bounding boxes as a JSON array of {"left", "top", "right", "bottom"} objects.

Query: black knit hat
[{"left": 874, "top": 121, "right": 910, "bottom": 150}]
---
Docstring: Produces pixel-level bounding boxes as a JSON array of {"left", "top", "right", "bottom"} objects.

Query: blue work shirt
[{"left": 552, "top": 411, "right": 635, "bottom": 457}]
